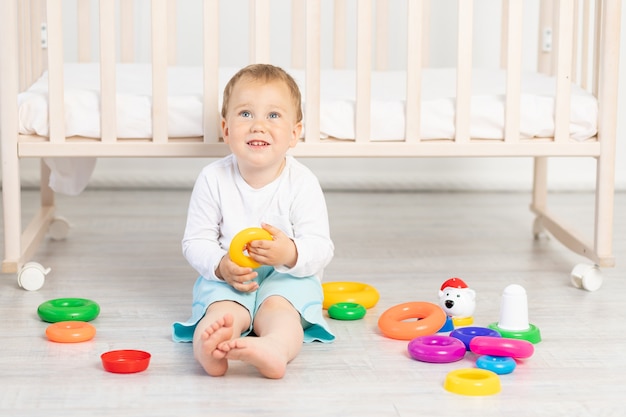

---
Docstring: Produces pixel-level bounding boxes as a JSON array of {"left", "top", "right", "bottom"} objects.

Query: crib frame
[{"left": 0, "top": 0, "right": 621, "bottom": 290}]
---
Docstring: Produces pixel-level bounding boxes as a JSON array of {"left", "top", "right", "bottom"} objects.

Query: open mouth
[{"left": 247, "top": 140, "right": 270, "bottom": 147}]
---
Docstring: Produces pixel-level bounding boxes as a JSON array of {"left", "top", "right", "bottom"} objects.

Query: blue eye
[
  {"left": 268, "top": 112, "right": 279, "bottom": 119},
  {"left": 240, "top": 111, "right": 252, "bottom": 118}
]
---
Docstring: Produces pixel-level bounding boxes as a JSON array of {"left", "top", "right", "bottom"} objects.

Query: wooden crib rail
[{"left": 4, "top": 0, "right": 622, "bottom": 159}]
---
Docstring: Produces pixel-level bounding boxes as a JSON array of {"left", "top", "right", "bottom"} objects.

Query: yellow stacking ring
[
  {"left": 452, "top": 316, "right": 474, "bottom": 327},
  {"left": 228, "top": 227, "right": 273, "bottom": 268},
  {"left": 322, "top": 281, "right": 380, "bottom": 310},
  {"left": 444, "top": 368, "right": 501, "bottom": 396}
]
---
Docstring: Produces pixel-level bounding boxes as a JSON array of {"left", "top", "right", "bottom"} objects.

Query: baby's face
[{"left": 221, "top": 78, "right": 302, "bottom": 173}]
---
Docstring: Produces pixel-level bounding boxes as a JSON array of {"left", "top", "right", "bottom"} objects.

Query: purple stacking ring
[
  {"left": 408, "top": 335, "right": 466, "bottom": 363},
  {"left": 450, "top": 326, "right": 501, "bottom": 350}
]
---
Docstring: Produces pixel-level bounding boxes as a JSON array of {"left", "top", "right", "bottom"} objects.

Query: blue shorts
[{"left": 172, "top": 266, "right": 335, "bottom": 343}]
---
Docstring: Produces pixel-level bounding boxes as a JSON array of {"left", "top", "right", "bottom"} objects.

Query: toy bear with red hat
[{"left": 438, "top": 277, "right": 476, "bottom": 325}]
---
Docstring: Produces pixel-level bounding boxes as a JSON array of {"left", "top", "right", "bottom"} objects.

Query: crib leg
[
  {"left": 0, "top": 162, "right": 54, "bottom": 276},
  {"left": 41, "top": 160, "right": 69, "bottom": 241},
  {"left": 592, "top": 154, "right": 616, "bottom": 267},
  {"left": 529, "top": 154, "right": 614, "bottom": 291},
  {"left": 530, "top": 155, "right": 593, "bottom": 255},
  {"left": 13, "top": 160, "right": 57, "bottom": 273},
  {"left": 41, "top": 159, "right": 55, "bottom": 208},
  {"left": 1, "top": 144, "right": 23, "bottom": 274},
  {"left": 530, "top": 157, "right": 548, "bottom": 238}
]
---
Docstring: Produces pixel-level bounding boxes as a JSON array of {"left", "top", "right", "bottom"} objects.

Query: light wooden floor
[{"left": 1, "top": 189, "right": 624, "bottom": 417}]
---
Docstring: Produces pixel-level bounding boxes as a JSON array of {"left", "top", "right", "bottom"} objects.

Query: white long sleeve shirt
[{"left": 182, "top": 154, "right": 334, "bottom": 282}]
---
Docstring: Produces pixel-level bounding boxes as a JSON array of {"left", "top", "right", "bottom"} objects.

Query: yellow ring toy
[
  {"left": 452, "top": 316, "right": 474, "bottom": 327},
  {"left": 322, "top": 281, "right": 380, "bottom": 310},
  {"left": 444, "top": 368, "right": 501, "bottom": 396},
  {"left": 228, "top": 227, "right": 273, "bottom": 268},
  {"left": 377, "top": 301, "right": 446, "bottom": 340}
]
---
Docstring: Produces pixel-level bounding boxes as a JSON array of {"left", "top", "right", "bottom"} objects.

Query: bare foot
[
  {"left": 196, "top": 314, "right": 235, "bottom": 376},
  {"left": 218, "top": 337, "right": 288, "bottom": 379}
]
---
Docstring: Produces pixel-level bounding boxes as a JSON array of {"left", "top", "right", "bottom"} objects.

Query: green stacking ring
[
  {"left": 37, "top": 298, "right": 100, "bottom": 323},
  {"left": 328, "top": 302, "right": 367, "bottom": 320}
]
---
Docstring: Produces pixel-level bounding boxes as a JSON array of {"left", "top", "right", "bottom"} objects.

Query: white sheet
[{"left": 19, "top": 63, "right": 598, "bottom": 142}]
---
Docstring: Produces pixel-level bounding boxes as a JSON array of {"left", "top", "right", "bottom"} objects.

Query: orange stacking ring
[
  {"left": 45, "top": 321, "right": 96, "bottom": 343},
  {"left": 377, "top": 301, "right": 446, "bottom": 340}
]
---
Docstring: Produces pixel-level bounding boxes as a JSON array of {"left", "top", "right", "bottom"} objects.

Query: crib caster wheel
[
  {"left": 17, "top": 262, "right": 51, "bottom": 291},
  {"left": 570, "top": 263, "right": 603, "bottom": 292},
  {"left": 49, "top": 216, "right": 70, "bottom": 240}
]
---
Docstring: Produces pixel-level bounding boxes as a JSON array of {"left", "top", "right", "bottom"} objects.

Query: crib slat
[
  {"left": 333, "top": 0, "right": 347, "bottom": 69},
  {"left": 291, "top": 0, "right": 305, "bottom": 69},
  {"left": 77, "top": 0, "right": 90, "bottom": 62},
  {"left": 203, "top": 0, "right": 220, "bottom": 142},
  {"left": 595, "top": 0, "right": 621, "bottom": 259},
  {"left": 592, "top": 0, "right": 602, "bottom": 96},
  {"left": 504, "top": 0, "right": 523, "bottom": 143},
  {"left": 455, "top": 0, "right": 473, "bottom": 143},
  {"left": 405, "top": 0, "right": 423, "bottom": 142},
  {"left": 16, "top": 0, "right": 24, "bottom": 89},
  {"left": 554, "top": 0, "right": 574, "bottom": 143},
  {"left": 355, "top": 0, "right": 371, "bottom": 143},
  {"left": 30, "top": 0, "right": 44, "bottom": 83},
  {"left": 375, "top": 0, "right": 389, "bottom": 71},
  {"left": 250, "top": 0, "right": 270, "bottom": 63},
  {"left": 580, "top": 0, "right": 591, "bottom": 90},
  {"left": 571, "top": 0, "right": 580, "bottom": 84},
  {"left": 99, "top": 0, "right": 116, "bottom": 142},
  {"left": 422, "top": 0, "right": 431, "bottom": 67},
  {"left": 18, "top": 0, "right": 31, "bottom": 90},
  {"left": 120, "top": 0, "right": 134, "bottom": 63},
  {"left": 500, "top": 0, "right": 508, "bottom": 69},
  {"left": 304, "top": 0, "right": 321, "bottom": 143},
  {"left": 537, "top": 0, "right": 553, "bottom": 75},
  {"left": 19, "top": 0, "right": 48, "bottom": 93},
  {"left": 46, "top": 0, "right": 65, "bottom": 143},
  {"left": 151, "top": 0, "right": 168, "bottom": 143},
  {"left": 0, "top": 0, "right": 22, "bottom": 269},
  {"left": 168, "top": 0, "right": 177, "bottom": 65}
]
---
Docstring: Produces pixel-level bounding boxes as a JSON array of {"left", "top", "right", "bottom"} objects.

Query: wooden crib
[{"left": 0, "top": 0, "right": 621, "bottom": 291}]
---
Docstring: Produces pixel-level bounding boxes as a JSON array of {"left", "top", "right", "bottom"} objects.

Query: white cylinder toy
[{"left": 497, "top": 284, "right": 530, "bottom": 331}]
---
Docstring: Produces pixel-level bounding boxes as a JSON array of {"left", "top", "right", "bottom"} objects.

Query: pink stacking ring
[
  {"left": 407, "top": 335, "right": 466, "bottom": 363},
  {"left": 469, "top": 335, "right": 534, "bottom": 359},
  {"left": 450, "top": 326, "right": 501, "bottom": 350}
]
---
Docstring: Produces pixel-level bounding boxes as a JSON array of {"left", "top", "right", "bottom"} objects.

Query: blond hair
[{"left": 221, "top": 64, "right": 303, "bottom": 123}]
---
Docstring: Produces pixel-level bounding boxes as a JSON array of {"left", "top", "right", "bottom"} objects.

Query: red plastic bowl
[{"left": 101, "top": 350, "right": 151, "bottom": 373}]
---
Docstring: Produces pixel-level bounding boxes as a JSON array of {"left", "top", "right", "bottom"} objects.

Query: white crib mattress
[{"left": 18, "top": 63, "right": 598, "bottom": 141}]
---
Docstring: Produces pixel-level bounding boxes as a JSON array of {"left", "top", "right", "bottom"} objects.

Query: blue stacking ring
[{"left": 476, "top": 355, "right": 517, "bottom": 375}]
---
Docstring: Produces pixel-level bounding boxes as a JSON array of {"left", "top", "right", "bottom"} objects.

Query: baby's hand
[
  {"left": 246, "top": 223, "right": 297, "bottom": 268},
  {"left": 216, "top": 256, "right": 259, "bottom": 292}
]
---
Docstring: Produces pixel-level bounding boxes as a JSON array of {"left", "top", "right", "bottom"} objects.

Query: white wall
[{"left": 15, "top": 0, "right": 626, "bottom": 191}]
